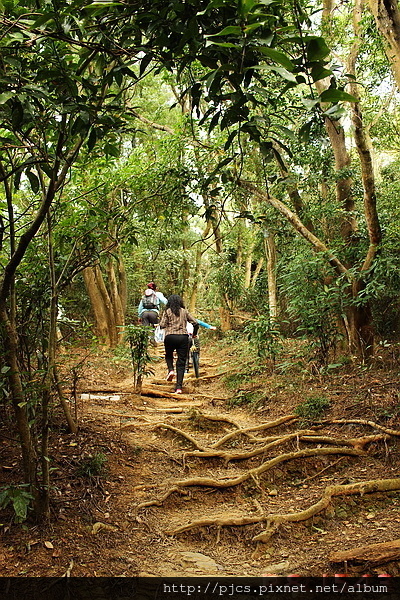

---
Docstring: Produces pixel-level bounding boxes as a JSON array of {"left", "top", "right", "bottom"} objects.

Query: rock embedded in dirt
[
  {"left": 175, "top": 551, "right": 224, "bottom": 572},
  {"left": 261, "top": 561, "right": 292, "bottom": 574}
]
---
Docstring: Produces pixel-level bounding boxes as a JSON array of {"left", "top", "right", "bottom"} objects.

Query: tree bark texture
[
  {"left": 0, "top": 303, "right": 37, "bottom": 489},
  {"left": 315, "top": 81, "right": 357, "bottom": 246},
  {"left": 263, "top": 230, "right": 277, "bottom": 321},
  {"left": 369, "top": 0, "right": 400, "bottom": 92},
  {"left": 189, "top": 222, "right": 211, "bottom": 313},
  {"left": 83, "top": 265, "right": 118, "bottom": 347}
]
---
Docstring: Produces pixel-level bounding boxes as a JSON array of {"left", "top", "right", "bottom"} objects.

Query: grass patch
[
  {"left": 295, "top": 395, "right": 330, "bottom": 421},
  {"left": 77, "top": 452, "right": 108, "bottom": 478}
]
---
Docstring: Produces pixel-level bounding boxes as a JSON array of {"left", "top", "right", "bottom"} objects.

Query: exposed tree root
[
  {"left": 323, "top": 419, "right": 400, "bottom": 437},
  {"left": 211, "top": 415, "right": 298, "bottom": 448},
  {"left": 184, "top": 431, "right": 316, "bottom": 464},
  {"left": 189, "top": 413, "right": 242, "bottom": 428},
  {"left": 330, "top": 538, "right": 400, "bottom": 565},
  {"left": 253, "top": 478, "right": 400, "bottom": 542},
  {"left": 298, "top": 433, "right": 388, "bottom": 451},
  {"left": 166, "top": 514, "right": 264, "bottom": 535},
  {"left": 136, "top": 486, "right": 190, "bottom": 509},
  {"left": 184, "top": 433, "right": 385, "bottom": 464},
  {"left": 165, "top": 478, "right": 400, "bottom": 541},
  {"left": 137, "top": 447, "right": 364, "bottom": 509},
  {"left": 148, "top": 422, "right": 206, "bottom": 451},
  {"left": 140, "top": 387, "right": 192, "bottom": 399},
  {"left": 176, "top": 447, "right": 364, "bottom": 488}
]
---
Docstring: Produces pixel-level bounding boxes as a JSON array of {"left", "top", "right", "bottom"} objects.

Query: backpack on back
[{"left": 142, "top": 290, "right": 159, "bottom": 310}]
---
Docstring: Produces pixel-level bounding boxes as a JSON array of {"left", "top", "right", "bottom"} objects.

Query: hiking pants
[
  {"left": 164, "top": 334, "right": 189, "bottom": 390},
  {"left": 140, "top": 310, "right": 159, "bottom": 326}
]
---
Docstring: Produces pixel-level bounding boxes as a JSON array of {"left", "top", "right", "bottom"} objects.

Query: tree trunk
[
  {"left": 344, "top": 0, "right": 382, "bottom": 357},
  {"left": 251, "top": 256, "right": 264, "bottom": 288},
  {"left": 346, "top": 283, "right": 374, "bottom": 358},
  {"left": 244, "top": 242, "right": 255, "bottom": 289},
  {"left": 219, "top": 304, "right": 232, "bottom": 331},
  {"left": 117, "top": 254, "right": 128, "bottom": 316},
  {"left": 189, "top": 222, "right": 211, "bottom": 313},
  {"left": 272, "top": 143, "right": 314, "bottom": 232},
  {"left": 316, "top": 81, "right": 358, "bottom": 246},
  {"left": 83, "top": 265, "right": 118, "bottom": 347},
  {"left": 0, "top": 302, "right": 37, "bottom": 491},
  {"left": 263, "top": 230, "right": 278, "bottom": 322},
  {"left": 348, "top": 0, "right": 382, "bottom": 272},
  {"left": 107, "top": 256, "right": 125, "bottom": 341},
  {"left": 369, "top": 0, "right": 400, "bottom": 92}
]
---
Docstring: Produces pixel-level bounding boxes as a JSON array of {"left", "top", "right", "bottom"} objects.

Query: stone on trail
[{"left": 175, "top": 551, "right": 224, "bottom": 572}]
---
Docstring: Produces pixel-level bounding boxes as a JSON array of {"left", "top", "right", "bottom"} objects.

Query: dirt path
[
  {"left": 1, "top": 341, "right": 400, "bottom": 577},
  {"left": 75, "top": 344, "right": 400, "bottom": 577}
]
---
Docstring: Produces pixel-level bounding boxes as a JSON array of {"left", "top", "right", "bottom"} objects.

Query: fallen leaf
[{"left": 44, "top": 541, "right": 54, "bottom": 549}]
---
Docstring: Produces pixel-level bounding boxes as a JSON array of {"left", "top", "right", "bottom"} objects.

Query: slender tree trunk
[
  {"left": 343, "top": 0, "right": 382, "bottom": 357},
  {"left": 181, "top": 234, "right": 191, "bottom": 299},
  {"left": 263, "top": 230, "right": 277, "bottom": 322},
  {"left": 272, "top": 143, "right": 314, "bottom": 232},
  {"left": 316, "top": 81, "right": 357, "bottom": 246},
  {"left": 83, "top": 265, "right": 118, "bottom": 347},
  {"left": 317, "top": 4, "right": 358, "bottom": 246},
  {"left": 189, "top": 222, "right": 211, "bottom": 313},
  {"left": 107, "top": 256, "right": 125, "bottom": 342},
  {"left": 368, "top": 0, "right": 400, "bottom": 92},
  {"left": 117, "top": 253, "right": 128, "bottom": 316},
  {"left": 203, "top": 193, "right": 230, "bottom": 328},
  {"left": 251, "top": 256, "right": 264, "bottom": 288},
  {"left": 38, "top": 213, "right": 56, "bottom": 521},
  {"left": 244, "top": 242, "right": 255, "bottom": 289},
  {"left": 0, "top": 303, "right": 37, "bottom": 490}
]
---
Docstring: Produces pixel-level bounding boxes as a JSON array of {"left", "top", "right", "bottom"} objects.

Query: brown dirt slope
[{"left": 1, "top": 340, "right": 399, "bottom": 577}]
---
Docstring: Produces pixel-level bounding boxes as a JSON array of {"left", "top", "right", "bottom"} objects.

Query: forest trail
[
  {"left": 73, "top": 341, "right": 400, "bottom": 577},
  {"left": 2, "top": 341, "right": 400, "bottom": 577}
]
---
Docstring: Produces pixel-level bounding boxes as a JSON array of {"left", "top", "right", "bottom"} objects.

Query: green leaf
[
  {"left": 299, "top": 121, "right": 312, "bottom": 143},
  {"left": 12, "top": 495, "right": 30, "bottom": 522},
  {"left": 301, "top": 97, "right": 319, "bottom": 109},
  {"left": 206, "top": 41, "right": 241, "bottom": 48},
  {"left": 271, "top": 66, "right": 297, "bottom": 82},
  {"left": 311, "top": 64, "right": 332, "bottom": 83},
  {"left": 0, "top": 92, "right": 13, "bottom": 104},
  {"left": 104, "top": 143, "right": 120, "bottom": 157},
  {"left": 32, "top": 13, "right": 56, "bottom": 28},
  {"left": 238, "top": 0, "right": 257, "bottom": 18},
  {"left": 306, "top": 37, "right": 331, "bottom": 61},
  {"left": 323, "top": 105, "right": 346, "bottom": 119},
  {"left": 253, "top": 65, "right": 297, "bottom": 82},
  {"left": 12, "top": 104, "right": 24, "bottom": 129},
  {"left": 258, "top": 47, "right": 295, "bottom": 71},
  {"left": 197, "top": 0, "right": 230, "bottom": 15},
  {"left": 207, "top": 26, "right": 242, "bottom": 37},
  {"left": 273, "top": 125, "right": 295, "bottom": 141},
  {"left": 319, "top": 89, "right": 358, "bottom": 103},
  {"left": 87, "top": 127, "right": 97, "bottom": 152},
  {"left": 26, "top": 171, "right": 40, "bottom": 194}
]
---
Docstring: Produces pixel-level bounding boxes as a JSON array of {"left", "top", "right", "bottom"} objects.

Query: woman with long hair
[{"left": 159, "top": 294, "right": 198, "bottom": 394}]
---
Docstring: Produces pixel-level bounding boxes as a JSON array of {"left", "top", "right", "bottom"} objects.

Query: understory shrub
[{"left": 295, "top": 395, "right": 330, "bottom": 421}]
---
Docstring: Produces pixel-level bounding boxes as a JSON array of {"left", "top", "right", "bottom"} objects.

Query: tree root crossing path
[{"left": 81, "top": 345, "right": 400, "bottom": 577}]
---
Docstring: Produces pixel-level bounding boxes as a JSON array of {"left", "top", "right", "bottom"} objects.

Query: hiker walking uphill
[
  {"left": 159, "top": 294, "right": 198, "bottom": 394},
  {"left": 138, "top": 282, "right": 167, "bottom": 326}
]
